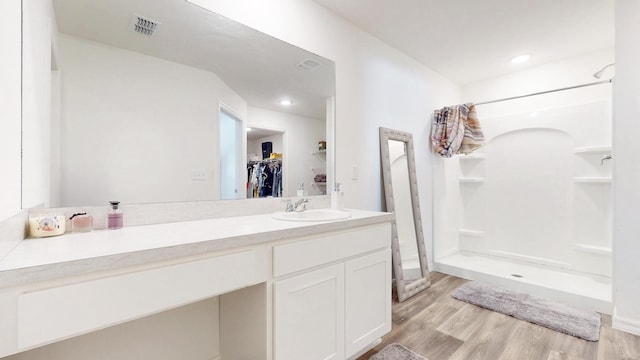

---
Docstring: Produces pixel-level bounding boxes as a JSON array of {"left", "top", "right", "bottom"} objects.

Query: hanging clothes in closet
[{"left": 247, "top": 159, "right": 282, "bottom": 198}]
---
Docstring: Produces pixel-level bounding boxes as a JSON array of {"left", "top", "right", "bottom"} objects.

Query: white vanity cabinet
[
  {"left": 0, "top": 210, "right": 393, "bottom": 360},
  {"left": 6, "top": 248, "right": 268, "bottom": 354},
  {"left": 344, "top": 249, "right": 392, "bottom": 358},
  {"left": 274, "top": 263, "right": 346, "bottom": 360},
  {"left": 273, "top": 223, "right": 392, "bottom": 360}
]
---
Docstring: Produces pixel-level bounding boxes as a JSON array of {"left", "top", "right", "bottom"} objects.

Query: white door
[
  {"left": 345, "top": 249, "right": 392, "bottom": 358},
  {"left": 274, "top": 264, "right": 345, "bottom": 360},
  {"left": 219, "top": 108, "right": 242, "bottom": 199}
]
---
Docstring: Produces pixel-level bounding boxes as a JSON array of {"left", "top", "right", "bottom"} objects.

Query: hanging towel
[{"left": 431, "top": 103, "right": 484, "bottom": 157}]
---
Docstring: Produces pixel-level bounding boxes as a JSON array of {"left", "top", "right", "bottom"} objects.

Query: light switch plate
[{"left": 191, "top": 168, "right": 208, "bottom": 181}]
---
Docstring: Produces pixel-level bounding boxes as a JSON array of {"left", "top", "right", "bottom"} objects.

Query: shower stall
[{"left": 433, "top": 79, "right": 613, "bottom": 314}]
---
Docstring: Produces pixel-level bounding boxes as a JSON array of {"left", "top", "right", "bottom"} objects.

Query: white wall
[
  {"left": 50, "top": 70, "right": 62, "bottom": 207},
  {"left": 22, "top": 0, "right": 58, "bottom": 209},
  {"left": 613, "top": 0, "right": 640, "bottom": 335},
  {"left": 58, "top": 34, "right": 247, "bottom": 206},
  {"left": 248, "top": 106, "right": 326, "bottom": 196},
  {"left": 0, "top": 0, "right": 23, "bottom": 221}
]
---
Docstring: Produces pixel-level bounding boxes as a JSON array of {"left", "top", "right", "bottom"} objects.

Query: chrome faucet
[
  {"left": 601, "top": 154, "right": 612, "bottom": 166},
  {"left": 283, "top": 199, "right": 295, "bottom": 212},
  {"left": 293, "top": 198, "right": 309, "bottom": 212},
  {"left": 282, "top": 198, "right": 309, "bottom": 212}
]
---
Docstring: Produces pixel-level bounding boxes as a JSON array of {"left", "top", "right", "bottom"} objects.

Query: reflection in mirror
[
  {"left": 219, "top": 107, "right": 243, "bottom": 200},
  {"left": 246, "top": 125, "right": 284, "bottom": 198},
  {"left": 388, "top": 140, "right": 421, "bottom": 281},
  {"left": 379, "top": 127, "right": 430, "bottom": 302},
  {"left": 21, "top": 0, "right": 335, "bottom": 209}
]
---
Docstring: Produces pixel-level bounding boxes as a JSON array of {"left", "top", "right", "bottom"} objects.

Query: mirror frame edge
[{"left": 379, "top": 127, "right": 431, "bottom": 302}]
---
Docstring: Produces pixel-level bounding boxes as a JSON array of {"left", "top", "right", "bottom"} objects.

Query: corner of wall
[
  {"left": 0, "top": 211, "right": 28, "bottom": 260},
  {"left": 613, "top": 307, "right": 640, "bottom": 336}
]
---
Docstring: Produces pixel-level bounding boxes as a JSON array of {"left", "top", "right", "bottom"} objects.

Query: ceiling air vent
[
  {"left": 129, "top": 14, "right": 160, "bottom": 36},
  {"left": 297, "top": 58, "right": 321, "bottom": 70}
]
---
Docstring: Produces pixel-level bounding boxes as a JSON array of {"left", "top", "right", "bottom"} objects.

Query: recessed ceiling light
[
  {"left": 511, "top": 54, "right": 530, "bottom": 64},
  {"left": 279, "top": 99, "right": 293, "bottom": 106}
]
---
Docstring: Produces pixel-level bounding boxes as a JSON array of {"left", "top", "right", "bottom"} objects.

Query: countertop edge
[{"left": 0, "top": 212, "right": 395, "bottom": 288}]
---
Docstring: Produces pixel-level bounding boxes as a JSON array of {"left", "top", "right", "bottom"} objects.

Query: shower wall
[{"left": 433, "top": 49, "right": 614, "bottom": 277}]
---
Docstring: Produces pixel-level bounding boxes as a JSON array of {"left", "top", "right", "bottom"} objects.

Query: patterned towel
[{"left": 431, "top": 103, "right": 484, "bottom": 157}]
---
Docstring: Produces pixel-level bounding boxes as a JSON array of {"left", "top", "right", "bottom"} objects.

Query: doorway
[
  {"left": 246, "top": 126, "right": 285, "bottom": 198},
  {"left": 219, "top": 107, "right": 243, "bottom": 200}
]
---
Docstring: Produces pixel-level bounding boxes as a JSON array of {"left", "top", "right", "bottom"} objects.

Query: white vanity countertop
[{"left": 0, "top": 209, "right": 394, "bottom": 287}]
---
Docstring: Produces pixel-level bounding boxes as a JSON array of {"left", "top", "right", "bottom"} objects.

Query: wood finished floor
[{"left": 358, "top": 272, "right": 640, "bottom": 360}]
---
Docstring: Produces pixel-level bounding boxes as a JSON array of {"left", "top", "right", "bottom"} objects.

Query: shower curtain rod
[{"left": 473, "top": 78, "right": 613, "bottom": 106}]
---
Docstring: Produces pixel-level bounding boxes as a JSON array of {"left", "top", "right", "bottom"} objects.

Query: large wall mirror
[
  {"left": 379, "top": 127, "right": 430, "bottom": 302},
  {"left": 21, "top": 0, "right": 335, "bottom": 209}
]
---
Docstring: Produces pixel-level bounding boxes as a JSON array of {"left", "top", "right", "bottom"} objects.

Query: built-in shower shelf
[
  {"left": 574, "top": 146, "right": 612, "bottom": 154},
  {"left": 574, "top": 177, "right": 611, "bottom": 183},
  {"left": 575, "top": 243, "right": 612, "bottom": 255},
  {"left": 459, "top": 178, "right": 485, "bottom": 183},
  {"left": 457, "top": 154, "right": 485, "bottom": 160},
  {"left": 459, "top": 229, "right": 485, "bottom": 237}
]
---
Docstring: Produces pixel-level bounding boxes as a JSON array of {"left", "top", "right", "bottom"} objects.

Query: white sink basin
[{"left": 272, "top": 209, "right": 352, "bottom": 222}]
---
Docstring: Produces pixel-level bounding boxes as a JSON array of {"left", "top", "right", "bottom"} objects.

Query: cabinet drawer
[
  {"left": 18, "top": 250, "right": 261, "bottom": 349},
  {"left": 273, "top": 223, "right": 390, "bottom": 277}
]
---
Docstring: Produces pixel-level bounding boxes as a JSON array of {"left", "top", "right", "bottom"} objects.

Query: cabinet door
[
  {"left": 345, "top": 249, "right": 392, "bottom": 358},
  {"left": 274, "top": 263, "right": 345, "bottom": 360}
]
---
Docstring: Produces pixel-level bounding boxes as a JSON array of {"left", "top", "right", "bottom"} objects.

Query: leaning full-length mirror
[
  {"left": 21, "top": 0, "right": 334, "bottom": 209},
  {"left": 379, "top": 127, "right": 430, "bottom": 302}
]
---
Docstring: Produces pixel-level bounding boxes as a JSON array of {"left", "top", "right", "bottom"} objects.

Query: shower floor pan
[{"left": 435, "top": 251, "right": 612, "bottom": 314}]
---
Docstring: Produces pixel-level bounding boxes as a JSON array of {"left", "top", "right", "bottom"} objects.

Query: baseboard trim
[{"left": 613, "top": 312, "right": 640, "bottom": 336}]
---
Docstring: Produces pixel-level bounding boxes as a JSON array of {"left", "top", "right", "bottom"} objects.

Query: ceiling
[
  {"left": 247, "top": 127, "right": 283, "bottom": 141},
  {"left": 53, "top": 0, "right": 335, "bottom": 119},
  {"left": 314, "top": 0, "right": 615, "bottom": 84}
]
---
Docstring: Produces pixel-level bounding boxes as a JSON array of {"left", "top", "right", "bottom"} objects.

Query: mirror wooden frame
[{"left": 379, "top": 127, "right": 430, "bottom": 302}]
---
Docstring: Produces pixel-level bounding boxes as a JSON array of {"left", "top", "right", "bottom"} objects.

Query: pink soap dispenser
[{"left": 108, "top": 201, "right": 123, "bottom": 230}]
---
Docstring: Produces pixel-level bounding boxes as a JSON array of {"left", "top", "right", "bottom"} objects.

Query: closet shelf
[
  {"left": 459, "top": 229, "right": 485, "bottom": 237},
  {"left": 574, "top": 177, "right": 611, "bottom": 183},
  {"left": 575, "top": 243, "right": 612, "bottom": 255},
  {"left": 574, "top": 146, "right": 612, "bottom": 154},
  {"left": 459, "top": 178, "right": 485, "bottom": 183},
  {"left": 312, "top": 150, "right": 327, "bottom": 155}
]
